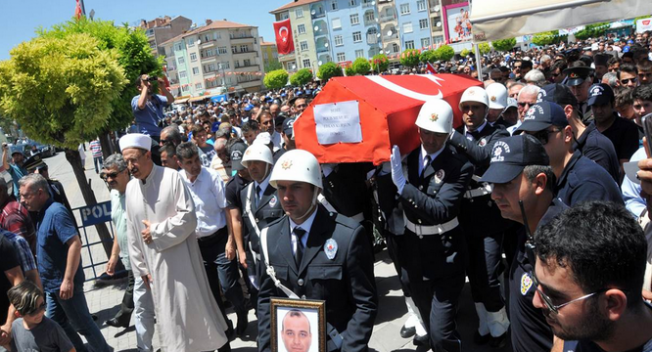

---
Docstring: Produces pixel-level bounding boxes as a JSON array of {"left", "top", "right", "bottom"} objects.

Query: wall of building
[
  {"left": 322, "top": 0, "right": 382, "bottom": 65},
  {"left": 288, "top": 4, "right": 319, "bottom": 72}
]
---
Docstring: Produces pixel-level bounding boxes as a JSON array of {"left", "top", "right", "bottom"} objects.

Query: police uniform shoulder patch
[
  {"left": 269, "top": 195, "right": 278, "bottom": 208},
  {"left": 324, "top": 238, "right": 338, "bottom": 260},
  {"left": 521, "top": 272, "right": 533, "bottom": 296}
]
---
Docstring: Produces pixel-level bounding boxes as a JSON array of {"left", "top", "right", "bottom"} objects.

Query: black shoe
[
  {"left": 413, "top": 334, "right": 430, "bottom": 348},
  {"left": 217, "top": 342, "right": 232, "bottom": 352},
  {"left": 474, "top": 331, "right": 491, "bottom": 345},
  {"left": 236, "top": 309, "right": 248, "bottom": 336},
  {"left": 106, "top": 316, "right": 130, "bottom": 328},
  {"left": 490, "top": 332, "right": 508, "bottom": 349},
  {"left": 400, "top": 324, "right": 416, "bottom": 338}
]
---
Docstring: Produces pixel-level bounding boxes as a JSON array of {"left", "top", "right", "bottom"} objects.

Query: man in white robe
[{"left": 120, "top": 134, "right": 230, "bottom": 352}]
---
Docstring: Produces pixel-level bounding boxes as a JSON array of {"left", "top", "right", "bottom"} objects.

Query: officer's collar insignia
[
  {"left": 324, "top": 238, "right": 338, "bottom": 260},
  {"left": 430, "top": 113, "right": 439, "bottom": 122},
  {"left": 521, "top": 272, "right": 533, "bottom": 295},
  {"left": 281, "top": 159, "right": 293, "bottom": 170},
  {"left": 269, "top": 195, "right": 277, "bottom": 207}
]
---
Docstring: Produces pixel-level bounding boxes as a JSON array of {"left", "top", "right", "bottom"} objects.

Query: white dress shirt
[
  {"left": 179, "top": 167, "right": 227, "bottom": 237},
  {"left": 289, "top": 209, "right": 318, "bottom": 256}
]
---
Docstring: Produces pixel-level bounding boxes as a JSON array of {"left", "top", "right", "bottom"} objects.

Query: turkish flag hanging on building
[
  {"left": 274, "top": 19, "right": 295, "bottom": 55},
  {"left": 74, "top": 0, "right": 83, "bottom": 20}
]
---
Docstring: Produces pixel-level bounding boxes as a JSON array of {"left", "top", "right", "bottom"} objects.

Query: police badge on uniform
[
  {"left": 434, "top": 169, "right": 445, "bottom": 184},
  {"left": 479, "top": 138, "right": 487, "bottom": 147},
  {"left": 324, "top": 238, "right": 338, "bottom": 260},
  {"left": 269, "top": 195, "right": 277, "bottom": 207},
  {"left": 521, "top": 272, "right": 533, "bottom": 295}
]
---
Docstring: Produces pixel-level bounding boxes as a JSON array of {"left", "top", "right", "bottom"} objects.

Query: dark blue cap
[
  {"left": 587, "top": 83, "right": 615, "bottom": 107},
  {"left": 515, "top": 101, "right": 568, "bottom": 133},
  {"left": 481, "top": 134, "right": 550, "bottom": 184},
  {"left": 540, "top": 83, "right": 579, "bottom": 109},
  {"left": 282, "top": 118, "right": 296, "bottom": 136},
  {"left": 244, "top": 104, "right": 254, "bottom": 111}
]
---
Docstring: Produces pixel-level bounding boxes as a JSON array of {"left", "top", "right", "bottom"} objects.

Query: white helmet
[
  {"left": 415, "top": 99, "right": 454, "bottom": 134},
  {"left": 241, "top": 144, "right": 274, "bottom": 168},
  {"left": 270, "top": 149, "right": 323, "bottom": 189},
  {"left": 485, "top": 83, "right": 508, "bottom": 110},
  {"left": 459, "top": 86, "right": 489, "bottom": 110}
]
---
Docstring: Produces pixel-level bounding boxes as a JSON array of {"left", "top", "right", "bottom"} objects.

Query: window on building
[
  {"left": 405, "top": 40, "right": 415, "bottom": 49},
  {"left": 298, "top": 24, "right": 306, "bottom": 34},
  {"left": 175, "top": 43, "right": 183, "bottom": 51},
  {"left": 353, "top": 31, "right": 362, "bottom": 42},
  {"left": 190, "top": 53, "right": 197, "bottom": 61},
  {"left": 195, "top": 83, "right": 202, "bottom": 90},
  {"left": 335, "top": 35, "right": 344, "bottom": 46},
  {"left": 303, "top": 59, "right": 311, "bottom": 68},
  {"left": 337, "top": 52, "right": 346, "bottom": 62},
  {"left": 331, "top": 1, "right": 338, "bottom": 10},
  {"left": 192, "top": 67, "right": 200, "bottom": 75},
  {"left": 365, "top": 11, "right": 375, "bottom": 22},
  {"left": 403, "top": 22, "right": 413, "bottom": 33},
  {"left": 182, "top": 85, "right": 190, "bottom": 92},
  {"left": 179, "top": 71, "right": 187, "bottom": 78},
  {"left": 350, "top": 0, "right": 356, "bottom": 5},
  {"left": 332, "top": 18, "right": 341, "bottom": 29},
  {"left": 213, "top": 32, "right": 221, "bottom": 40},
  {"left": 279, "top": 12, "right": 289, "bottom": 20},
  {"left": 421, "top": 38, "right": 430, "bottom": 48},
  {"left": 419, "top": 18, "right": 429, "bottom": 30},
  {"left": 417, "top": 0, "right": 427, "bottom": 11},
  {"left": 296, "top": 8, "right": 304, "bottom": 18},
  {"left": 300, "top": 41, "right": 309, "bottom": 51},
  {"left": 188, "top": 37, "right": 195, "bottom": 46},
  {"left": 400, "top": 3, "right": 410, "bottom": 15},
  {"left": 231, "top": 46, "right": 237, "bottom": 54},
  {"left": 355, "top": 49, "right": 364, "bottom": 58},
  {"left": 178, "top": 57, "right": 185, "bottom": 65},
  {"left": 218, "top": 46, "right": 227, "bottom": 54},
  {"left": 219, "top": 61, "right": 230, "bottom": 69},
  {"left": 244, "top": 59, "right": 251, "bottom": 66},
  {"left": 350, "top": 14, "right": 360, "bottom": 25},
  {"left": 433, "top": 35, "right": 444, "bottom": 44},
  {"left": 240, "top": 45, "right": 249, "bottom": 52}
]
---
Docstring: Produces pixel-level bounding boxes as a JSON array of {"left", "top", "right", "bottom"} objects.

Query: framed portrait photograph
[{"left": 271, "top": 298, "right": 326, "bottom": 352}]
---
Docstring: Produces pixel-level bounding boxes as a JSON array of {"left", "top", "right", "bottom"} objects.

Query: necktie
[
  {"left": 293, "top": 227, "right": 306, "bottom": 265},
  {"left": 421, "top": 155, "right": 431, "bottom": 177},
  {"left": 254, "top": 185, "right": 261, "bottom": 208}
]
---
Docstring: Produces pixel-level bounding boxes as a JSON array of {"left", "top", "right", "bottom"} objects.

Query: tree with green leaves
[
  {"left": 264, "top": 61, "right": 283, "bottom": 73},
  {"left": 574, "top": 22, "right": 609, "bottom": 40},
  {"left": 492, "top": 38, "right": 516, "bottom": 52},
  {"left": 351, "top": 57, "right": 371, "bottom": 76},
  {"left": 436, "top": 45, "right": 455, "bottom": 62},
  {"left": 371, "top": 53, "right": 389, "bottom": 73},
  {"left": 460, "top": 48, "right": 471, "bottom": 57},
  {"left": 532, "top": 30, "right": 562, "bottom": 46},
  {"left": 478, "top": 42, "right": 492, "bottom": 55},
  {"left": 345, "top": 65, "right": 356, "bottom": 76},
  {"left": 264, "top": 69, "right": 289, "bottom": 89},
  {"left": 290, "top": 68, "right": 313, "bottom": 86},
  {"left": 400, "top": 49, "right": 421, "bottom": 68},
  {"left": 317, "top": 62, "right": 343, "bottom": 82},
  {"left": 420, "top": 50, "right": 437, "bottom": 63}
]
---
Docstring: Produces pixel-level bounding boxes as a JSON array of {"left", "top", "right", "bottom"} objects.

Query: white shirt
[
  {"left": 507, "top": 119, "right": 523, "bottom": 136},
  {"left": 254, "top": 174, "right": 271, "bottom": 201},
  {"left": 419, "top": 144, "right": 445, "bottom": 176},
  {"left": 179, "top": 167, "right": 227, "bottom": 237},
  {"left": 289, "top": 208, "right": 318, "bottom": 256},
  {"left": 464, "top": 120, "right": 488, "bottom": 140},
  {"left": 271, "top": 131, "right": 282, "bottom": 152}
]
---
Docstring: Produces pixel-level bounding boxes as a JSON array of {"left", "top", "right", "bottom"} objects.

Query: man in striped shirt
[{"left": 89, "top": 139, "right": 103, "bottom": 174}]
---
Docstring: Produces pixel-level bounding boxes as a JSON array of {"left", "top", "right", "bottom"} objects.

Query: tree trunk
[
  {"left": 64, "top": 148, "right": 114, "bottom": 258},
  {"left": 98, "top": 132, "right": 114, "bottom": 160}
]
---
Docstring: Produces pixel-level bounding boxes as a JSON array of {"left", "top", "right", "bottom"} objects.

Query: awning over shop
[{"left": 471, "top": 0, "right": 652, "bottom": 42}]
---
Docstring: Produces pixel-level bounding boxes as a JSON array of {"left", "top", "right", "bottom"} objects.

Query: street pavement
[{"left": 41, "top": 148, "right": 513, "bottom": 352}]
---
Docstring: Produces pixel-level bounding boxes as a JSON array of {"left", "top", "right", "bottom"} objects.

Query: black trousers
[{"left": 465, "top": 229, "right": 505, "bottom": 312}]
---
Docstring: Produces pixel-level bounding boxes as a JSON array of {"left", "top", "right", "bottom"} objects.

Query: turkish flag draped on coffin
[
  {"left": 294, "top": 74, "right": 482, "bottom": 165},
  {"left": 273, "top": 19, "right": 295, "bottom": 55}
]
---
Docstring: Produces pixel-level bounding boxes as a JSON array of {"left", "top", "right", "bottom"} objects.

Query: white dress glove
[{"left": 390, "top": 145, "right": 406, "bottom": 194}]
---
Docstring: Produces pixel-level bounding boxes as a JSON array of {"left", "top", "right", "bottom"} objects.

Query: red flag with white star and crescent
[
  {"left": 74, "top": 0, "right": 83, "bottom": 20},
  {"left": 273, "top": 19, "right": 295, "bottom": 55}
]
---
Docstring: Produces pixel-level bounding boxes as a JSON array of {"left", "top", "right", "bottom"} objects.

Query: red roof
[
  {"left": 270, "top": 0, "right": 321, "bottom": 14},
  {"left": 159, "top": 20, "right": 254, "bottom": 46}
]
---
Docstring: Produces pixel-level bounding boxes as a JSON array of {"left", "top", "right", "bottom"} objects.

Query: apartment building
[
  {"left": 260, "top": 38, "right": 280, "bottom": 70},
  {"left": 161, "top": 19, "right": 264, "bottom": 97},
  {"left": 140, "top": 16, "right": 192, "bottom": 56}
]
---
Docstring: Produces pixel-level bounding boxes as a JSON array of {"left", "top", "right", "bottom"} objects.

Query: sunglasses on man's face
[
  {"left": 100, "top": 171, "right": 121, "bottom": 181},
  {"left": 621, "top": 78, "right": 638, "bottom": 84}
]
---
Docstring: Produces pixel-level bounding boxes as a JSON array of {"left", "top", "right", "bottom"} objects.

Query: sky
[{"left": 0, "top": 0, "right": 291, "bottom": 61}]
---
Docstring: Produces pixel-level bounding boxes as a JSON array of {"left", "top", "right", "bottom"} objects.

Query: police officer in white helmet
[
  {"left": 376, "top": 98, "right": 473, "bottom": 351},
  {"left": 257, "top": 149, "right": 378, "bottom": 352}
]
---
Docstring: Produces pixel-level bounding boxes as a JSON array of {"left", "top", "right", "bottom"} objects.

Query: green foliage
[
  {"left": 532, "top": 30, "right": 561, "bottom": 46},
  {"left": 0, "top": 34, "right": 128, "bottom": 149},
  {"left": 264, "top": 61, "right": 283, "bottom": 73},
  {"left": 436, "top": 45, "right": 455, "bottom": 62},
  {"left": 345, "top": 66, "right": 356, "bottom": 76},
  {"left": 38, "top": 18, "right": 162, "bottom": 133},
  {"left": 351, "top": 57, "right": 371, "bottom": 76},
  {"left": 290, "top": 68, "right": 313, "bottom": 86},
  {"left": 574, "top": 22, "right": 610, "bottom": 40},
  {"left": 400, "top": 49, "right": 420, "bottom": 68},
  {"left": 420, "top": 50, "right": 438, "bottom": 63},
  {"left": 460, "top": 49, "right": 470, "bottom": 57},
  {"left": 264, "top": 69, "right": 289, "bottom": 90},
  {"left": 317, "top": 62, "right": 343, "bottom": 82},
  {"left": 492, "top": 38, "right": 517, "bottom": 52},
  {"left": 371, "top": 54, "right": 389, "bottom": 73},
  {"left": 478, "top": 42, "right": 492, "bottom": 55}
]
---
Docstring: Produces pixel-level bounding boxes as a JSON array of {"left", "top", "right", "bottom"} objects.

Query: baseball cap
[
  {"left": 587, "top": 83, "right": 615, "bottom": 107},
  {"left": 515, "top": 101, "right": 568, "bottom": 133},
  {"left": 229, "top": 142, "right": 247, "bottom": 171},
  {"left": 244, "top": 104, "right": 254, "bottom": 112},
  {"left": 282, "top": 118, "right": 296, "bottom": 137},
  {"left": 562, "top": 66, "right": 594, "bottom": 86},
  {"left": 480, "top": 134, "right": 550, "bottom": 184},
  {"left": 540, "top": 84, "right": 579, "bottom": 109}
]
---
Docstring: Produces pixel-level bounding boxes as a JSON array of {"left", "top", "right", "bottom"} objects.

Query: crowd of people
[{"left": 0, "top": 30, "right": 651, "bottom": 352}]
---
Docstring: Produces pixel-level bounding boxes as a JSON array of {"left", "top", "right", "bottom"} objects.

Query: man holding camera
[{"left": 131, "top": 74, "right": 175, "bottom": 143}]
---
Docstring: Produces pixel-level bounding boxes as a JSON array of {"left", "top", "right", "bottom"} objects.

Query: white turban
[{"left": 119, "top": 133, "right": 152, "bottom": 152}]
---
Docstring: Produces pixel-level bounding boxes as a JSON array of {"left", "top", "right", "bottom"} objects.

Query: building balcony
[
  {"left": 233, "top": 51, "right": 258, "bottom": 57},
  {"left": 383, "top": 33, "right": 399, "bottom": 41},
  {"left": 313, "top": 20, "right": 329, "bottom": 36},
  {"left": 203, "top": 70, "right": 217, "bottom": 77},
  {"left": 364, "top": 19, "right": 377, "bottom": 27},
  {"left": 239, "top": 79, "right": 263, "bottom": 89},
  {"left": 279, "top": 53, "right": 296, "bottom": 62},
  {"left": 199, "top": 40, "right": 217, "bottom": 48},
  {"left": 200, "top": 55, "right": 217, "bottom": 63},
  {"left": 231, "top": 37, "right": 255, "bottom": 45},
  {"left": 234, "top": 64, "right": 261, "bottom": 71},
  {"left": 310, "top": 4, "right": 326, "bottom": 18},
  {"left": 362, "top": 1, "right": 375, "bottom": 8},
  {"left": 379, "top": 13, "right": 397, "bottom": 22},
  {"left": 316, "top": 37, "right": 330, "bottom": 53}
]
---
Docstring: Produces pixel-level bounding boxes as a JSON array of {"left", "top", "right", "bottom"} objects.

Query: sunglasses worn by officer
[{"left": 530, "top": 128, "right": 562, "bottom": 145}]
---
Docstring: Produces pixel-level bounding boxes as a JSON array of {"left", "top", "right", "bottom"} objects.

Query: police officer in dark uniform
[
  {"left": 377, "top": 99, "right": 473, "bottom": 351},
  {"left": 257, "top": 149, "right": 377, "bottom": 352},
  {"left": 240, "top": 142, "right": 284, "bottom": 291},
  {"left": 563, "top": 64, "right": 595, "bottom": 124},
  {"left": 448, "top": 86, "right": 511, "bottom": 347},
  {"left": 481, "top": 134, "right": 565, "bottom": 352}
]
